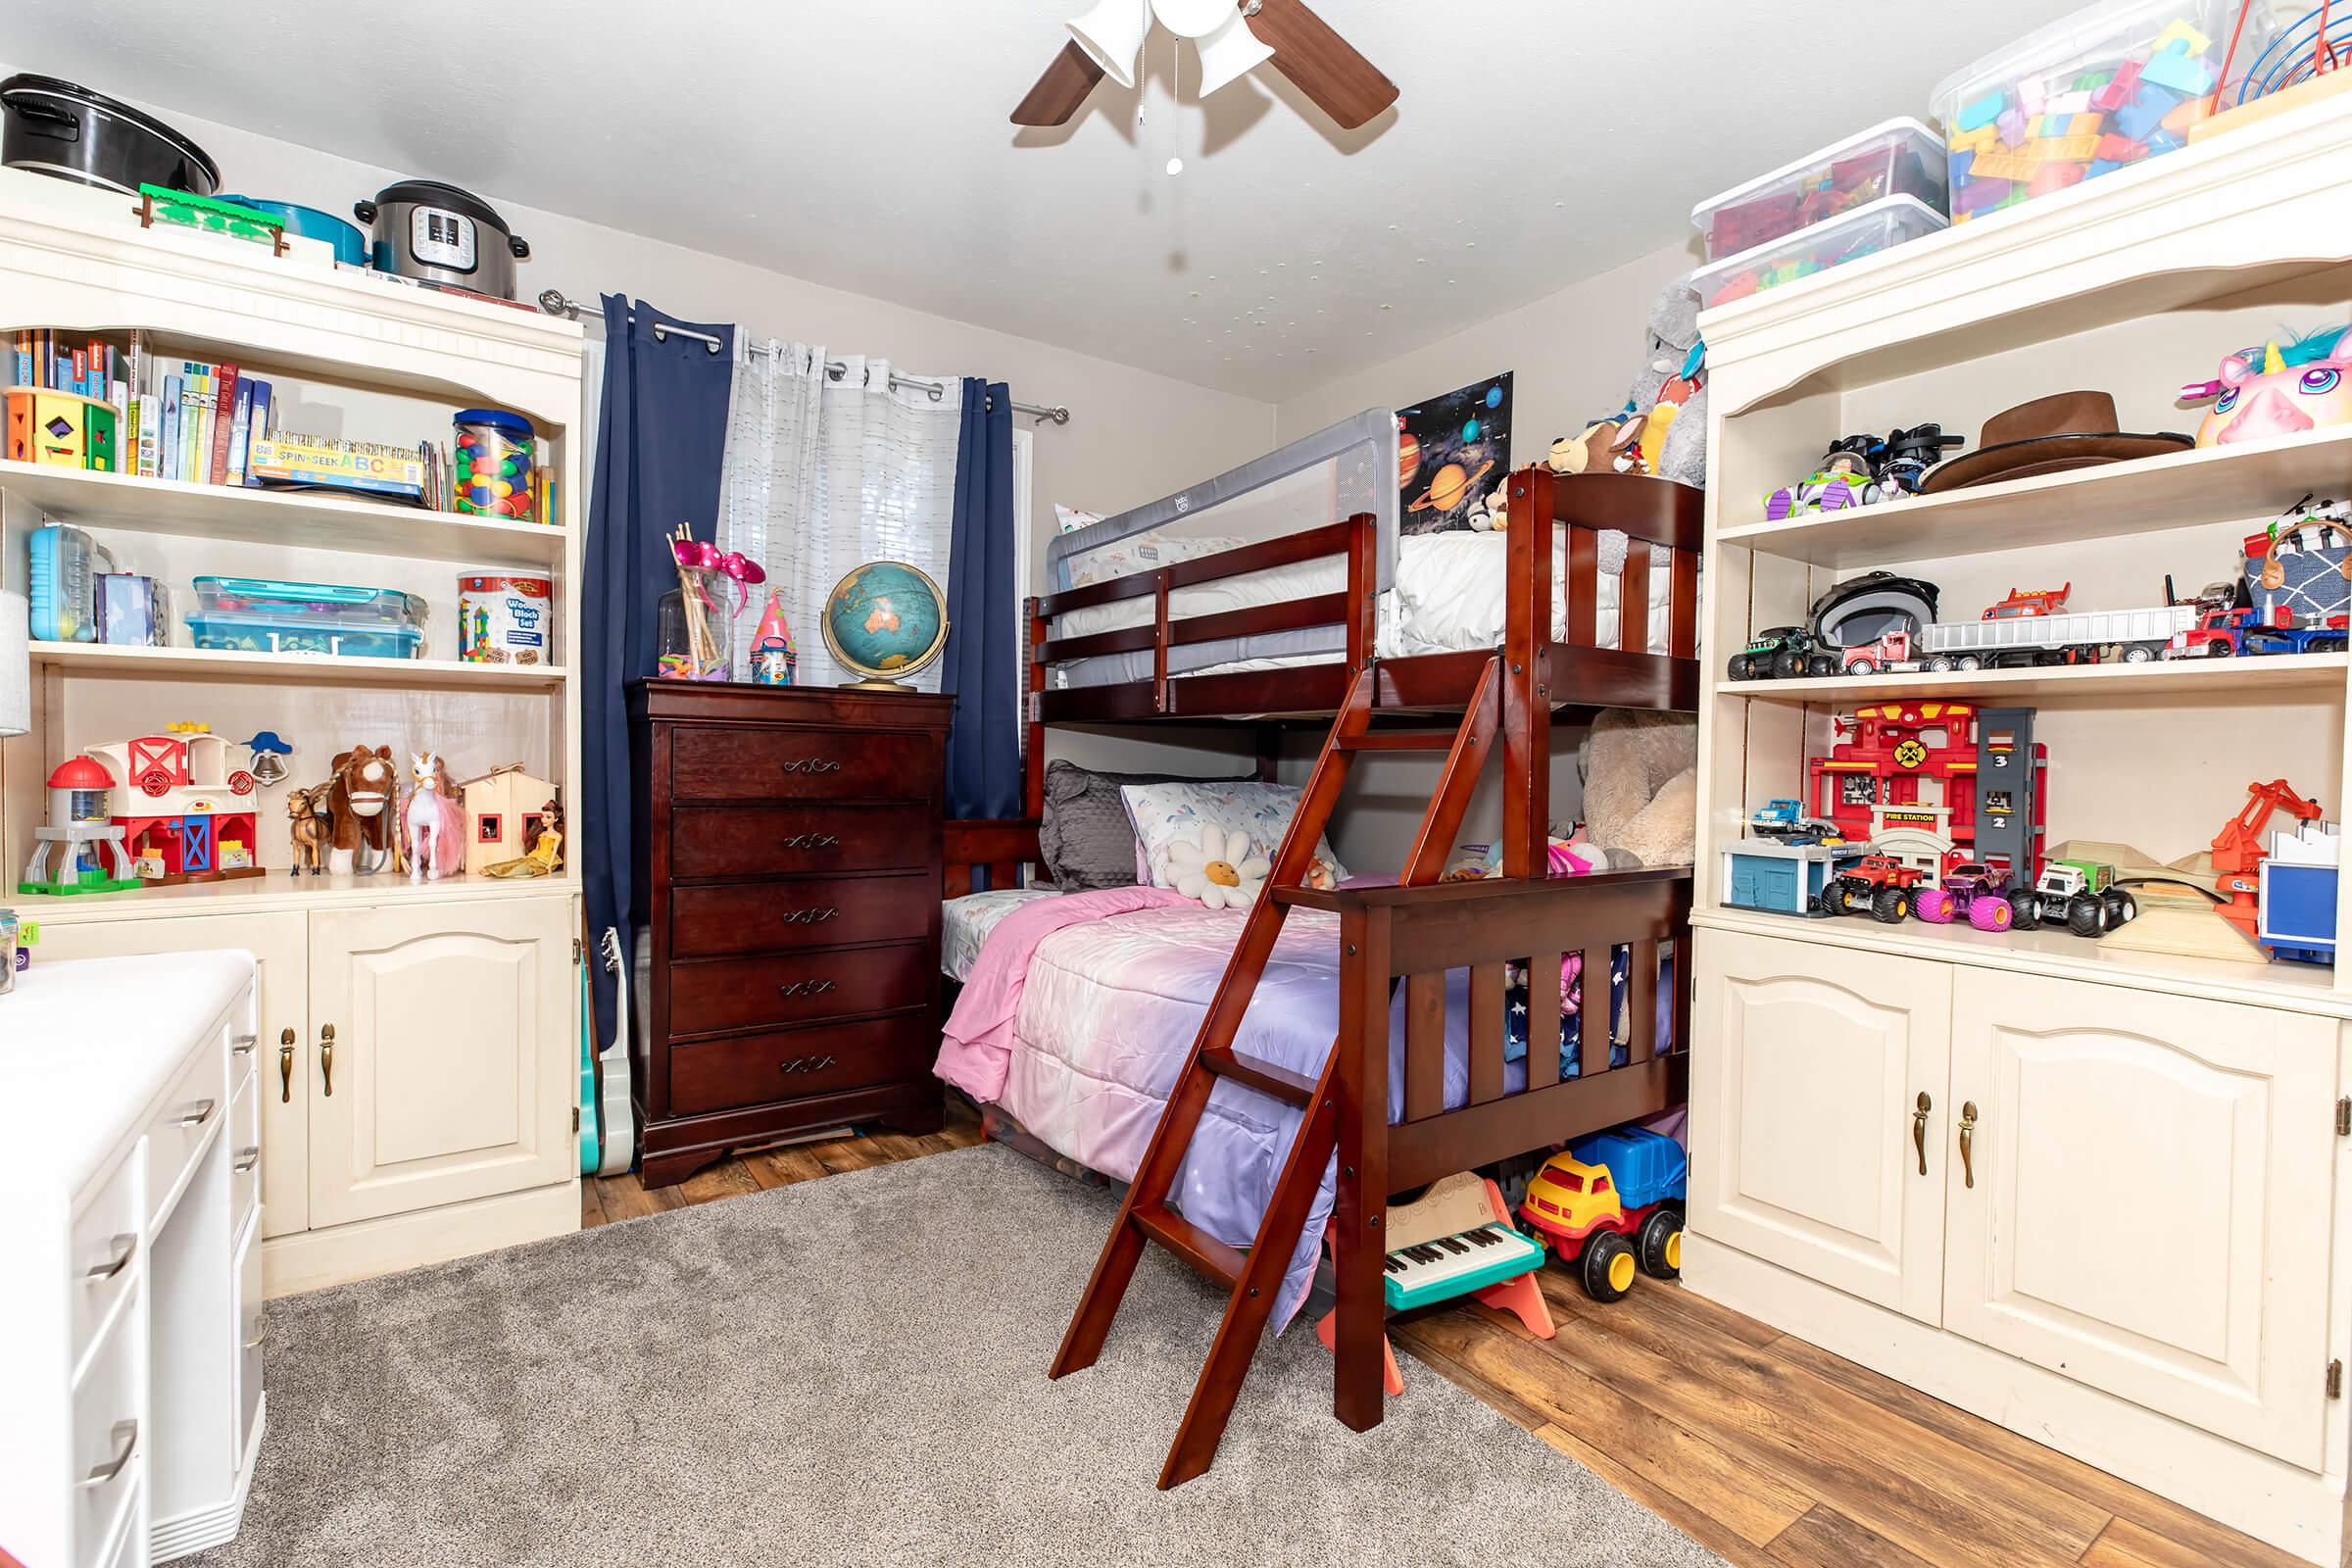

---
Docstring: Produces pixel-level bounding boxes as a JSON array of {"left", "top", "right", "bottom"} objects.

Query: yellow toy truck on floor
[{"left": 1518, "top": 1126, "right": 1689, "bottom": 1302}]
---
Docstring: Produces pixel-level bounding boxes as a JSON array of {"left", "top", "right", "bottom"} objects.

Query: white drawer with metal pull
[
  {"left": 71, "top": 1292, "right": 142, "bottom": 1568},
  {"left": 145, "top": 1019, "right": 229, "bottom": 1222},
  {"left": 69, "top": 1146, "right": 142, "bottom": 1382}
]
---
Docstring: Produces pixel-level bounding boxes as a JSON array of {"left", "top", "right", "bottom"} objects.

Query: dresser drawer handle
[
  {"left": 780, "top": 833, "right": 841, "bottom": 850},
  {"left": 781, "top": 906, "right": 841, "bottom": 926},
  {"left": 173, "top": 1097, "right": 220, "bottom": 1129},
  {"left": 777, "top": 979, "right": 838, "bottom": 999},
  {"left": 242, "top": 1329, "right": 265, "bottom": 1351},
  {"left": 79, "top": 1421, "right": 136, "bottom": 1489},
  {"left": 778, "top": 759, "right": 842, "bottom": 775},
  {"left": 84, "top": 1234, "right": 135, "bottom": 1282},
  {"left": 233, "top": 1147, "right": 261, "bottom": 1174},
  {"left": 779, "top": 1054, "right": 839, "bottom": 1075}
]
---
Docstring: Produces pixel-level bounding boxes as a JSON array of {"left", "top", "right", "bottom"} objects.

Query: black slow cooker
[{"left": 0, "top": 74, "right": 219, "bottom": 197}]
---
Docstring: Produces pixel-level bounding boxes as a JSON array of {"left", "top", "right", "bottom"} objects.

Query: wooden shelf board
[
  {"left": 12, "top": 872, "right": 582, "bottom": 924},
  {"left": 1692, "top": 906, "right": 2348, "bottom": 1018},
  {"left": 29, "top": 641, "right": 566, "bottom": 690},
  {"left": 1723, "top": 653, "right": 2348, "bottom": 705},
  {"left": 0, "top": 460, "right": 566, "bottom": 570},
  {"left": 1718, "top": 427, "right": 2352, "bottom": 569}
]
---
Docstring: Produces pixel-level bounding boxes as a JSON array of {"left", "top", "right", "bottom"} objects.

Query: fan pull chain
[{"left": 1165, "top": 29, "right": 1185, "bottom": 174}]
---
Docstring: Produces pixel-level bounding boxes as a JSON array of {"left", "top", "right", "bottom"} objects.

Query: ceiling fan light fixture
[
  {"left": 1066, "top": 0, "right": 1151, "bottom": 89},
  {"left": 1151, "top": 0, "right": 1239, "bottom": 38},
  {"left": 1193, "top": 8, "right": 1275, "bottom": 96}
]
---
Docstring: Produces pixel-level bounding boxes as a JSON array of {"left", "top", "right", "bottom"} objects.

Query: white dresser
[{"left": 0, "top": 952, "right": 265, "bottom": 1567}]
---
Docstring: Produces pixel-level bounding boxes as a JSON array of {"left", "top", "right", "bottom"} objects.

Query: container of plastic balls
[{"left": 453, "top": 408, "right": 535, "bottom": 520}]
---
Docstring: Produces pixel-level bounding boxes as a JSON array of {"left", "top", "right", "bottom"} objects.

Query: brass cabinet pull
[
  {"left": 279, "top": 1028, "right": 295, "bottom": 1102},
  {"left": 780, "top": 832, "right": 840, "bottom": 850},
  {"left": 84, "top": 1234, "right": 135, "bottom": 1281},
  {"left": 233, "top": 1147, "right": 260, "bottom": 1173},
  {"left": 174, "top": 1098, "right": 219, "bottom": 1129},
  {"left": 777, "top": 979, "right": 837, "bottom": 999},
  {"left": 320, "top": 1023, "right": 335, "bottom": 1097},
  {"left": 778, "top": 759, "right": 841, "bottom": 775},
  {"left": 780, "top": 906, "right": 840, "bottom": 926},
  {"left": 1959, "top": 1101, "right": 1979, "bottom": 1189},
  {"left": 231, "top": 1032, "right": 258, "bottom": 1056},
  {"left": 1912, "top": 1091, "right": 1932, "bottom": 1176},
  {"left": 778, "top": 1054, "right": 839, "bottom": 1076},
  {"left": 79, "top": 1421, "right": 136, "bottom": 1489}
]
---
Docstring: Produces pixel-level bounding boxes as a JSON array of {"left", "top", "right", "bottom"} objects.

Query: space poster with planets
[{"left": 1397, "top": 371, "right": 1511, "bottom": 534}]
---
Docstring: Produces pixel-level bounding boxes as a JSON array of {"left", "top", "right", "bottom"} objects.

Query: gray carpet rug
[{"left": 195, "top": 1144, "right": 1725, "bottom": 1567}]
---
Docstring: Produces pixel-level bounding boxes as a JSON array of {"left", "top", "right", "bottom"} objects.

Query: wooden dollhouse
[{"left": 459, "top": 763, "right": 556, "bottom": 878}]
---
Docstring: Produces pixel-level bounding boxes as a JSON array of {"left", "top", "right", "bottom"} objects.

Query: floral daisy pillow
[{"left": 1119, "top": 780, "right": 1348, "bottom": 900}]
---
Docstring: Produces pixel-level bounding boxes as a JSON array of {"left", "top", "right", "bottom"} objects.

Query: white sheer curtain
[{"left": 716, "top": 340, "right": 963, "bottom": 690}]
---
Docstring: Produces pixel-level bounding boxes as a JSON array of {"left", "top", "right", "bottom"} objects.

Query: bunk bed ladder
[{"left": 1049, "top": 653, "right": 1503, "bottom": 1489}]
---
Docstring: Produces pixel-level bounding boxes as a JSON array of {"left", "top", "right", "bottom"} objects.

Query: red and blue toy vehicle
[{"left": 1518, "top": 1127, "right": 1688, "bottom": 1302}]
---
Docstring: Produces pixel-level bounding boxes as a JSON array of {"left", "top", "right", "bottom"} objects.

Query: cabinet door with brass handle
[
  {"left": 319, "top": 1023, "right": 335, "bottom": 1097},
  {"left": 1911, "top": 1091, "right": 1933, "bottom": 1175},
  {"left": 1957, "top": 1100, "right": 1978, "bottom": 1189},
  {"left": 278, "top": 1027, "right": 295, "bottom": 1103}
]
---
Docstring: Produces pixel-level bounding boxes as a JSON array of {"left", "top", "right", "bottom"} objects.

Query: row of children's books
[{"left": 10, "top": 328, "right": 276, "bottom": 486}]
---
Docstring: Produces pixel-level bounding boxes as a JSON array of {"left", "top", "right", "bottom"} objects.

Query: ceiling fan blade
[
  {"left": 1247, "top": 0, "right": 1397, "bottom": 129},
  {"left": 1012, "top": 41, "right": 1108, "bottom": 125}
]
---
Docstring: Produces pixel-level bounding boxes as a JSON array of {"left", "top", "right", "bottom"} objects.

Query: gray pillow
[{"left": 1038, "top": 760, "right": 1246, "bottom": 891}]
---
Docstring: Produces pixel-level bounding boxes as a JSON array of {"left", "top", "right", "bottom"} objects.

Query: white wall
[{"left": 1274, "top": 240, "right": 1701, "bottom": 450}]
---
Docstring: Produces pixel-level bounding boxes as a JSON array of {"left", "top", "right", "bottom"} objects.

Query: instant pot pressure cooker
[{"left": 354, "top": 179, "right": 530, "bottom": 299}]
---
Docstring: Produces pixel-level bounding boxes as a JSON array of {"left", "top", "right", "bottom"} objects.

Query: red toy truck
[{"left": 1822, "top": 854, "right": 1929, "bottom": 921}]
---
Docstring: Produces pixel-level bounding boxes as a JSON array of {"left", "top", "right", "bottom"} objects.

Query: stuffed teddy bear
[
  {"left": 1574, "top": 709, "right": 1697, "bottom": 869},
  {"left": 1550, "top": 278, "right": 1709, "bottom": 488},
  {"left": 1167, "top": 825, "right": 1271, "bottom": 910}
]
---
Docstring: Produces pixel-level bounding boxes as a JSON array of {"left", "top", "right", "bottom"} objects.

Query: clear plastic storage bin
[
  {"left": 1932, "top": 0, "right": 2249, "bottom": 223},
  {"left": 1691, "top": 194, "right": 1948, "bottom": 309},
  {"left": 1691, "top": 117, "right": 1947, "bottom": 263},
  {"left": 185, "top": 575, "right": 426, "bottom": 659}
]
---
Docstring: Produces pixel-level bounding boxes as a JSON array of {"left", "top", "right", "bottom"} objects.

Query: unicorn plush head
[{"left": 2181, "top": 326, "right": 2352, "bottom": 448}]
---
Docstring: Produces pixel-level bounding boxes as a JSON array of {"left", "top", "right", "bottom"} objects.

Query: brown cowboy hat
[{"left": 1920, "top": 391, "right": 2191, "bottom": 494}]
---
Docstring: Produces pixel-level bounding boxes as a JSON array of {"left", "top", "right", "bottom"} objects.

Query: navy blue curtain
[
  {"left": 941, "top": 378, "right": 1020, "bottom": 822},
  {"left": 582, "top": 298, "right": 734, "bottom": 1060}
]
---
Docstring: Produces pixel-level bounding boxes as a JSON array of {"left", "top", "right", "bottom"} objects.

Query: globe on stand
[{"left": 821, "top": 561, "right": 950, "bottom": 692}]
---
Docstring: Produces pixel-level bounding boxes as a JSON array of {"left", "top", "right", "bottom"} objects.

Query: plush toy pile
[{"left": 1550, "top": 279, "right": 1709, "bottom": 489}]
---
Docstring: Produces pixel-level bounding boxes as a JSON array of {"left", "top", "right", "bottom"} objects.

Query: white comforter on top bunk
[{"left": 1050, "top": 527, "right": 1676, "bottom": 689}]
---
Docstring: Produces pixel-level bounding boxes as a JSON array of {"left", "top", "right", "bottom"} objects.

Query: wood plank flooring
[{"left": 584, "top": 1118, "right": 2291, "bottom": 1568}]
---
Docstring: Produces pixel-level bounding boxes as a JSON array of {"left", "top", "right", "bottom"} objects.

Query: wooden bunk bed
[{"left": 942, "top": 466, "right": 1701, "bottom": 1488}]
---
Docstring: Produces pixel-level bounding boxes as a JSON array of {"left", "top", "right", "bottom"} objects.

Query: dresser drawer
[
  {"left": 667, "top": 944, "right": 932, "bottom": 1037},
  {"left": 669, "top": 804, "right": 933, "bottom": 879},
  {"left": 668, "top": 1015, "right": 937, "bottom": 1115},
  {"left": 230, "top": 1062, "right": 261, "bottom": 1237},
  {"left": 72, "top": 1296, "right": 142, "bottom": 1568},
  {"left": 670, "top": 873, "right": 936, "bottom": 958},
  {"left": 147, "top": 1023, "right": 229, "bottom": 1221},
  {"left": 669, "top": 726, "right": 938, "bottom": 803},
  {"left": 237, "top": 1212, "right": 264, "bottom": 1457},
  {"left": 69, "top": 1149, "right": 141, "bottom": 1381}
]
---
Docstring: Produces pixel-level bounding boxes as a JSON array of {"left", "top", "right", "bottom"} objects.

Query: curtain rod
[{"left": 537, "top": 289, "right": 1071, "bottom": 425}]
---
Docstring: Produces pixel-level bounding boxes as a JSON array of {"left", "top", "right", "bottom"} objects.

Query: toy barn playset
[{"left": 16, "top": 727, "right": 265, "bottom": 892}]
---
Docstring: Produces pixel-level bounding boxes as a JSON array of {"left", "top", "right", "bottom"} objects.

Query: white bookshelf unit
[
  {"left": 0, "top": 170, "right": 587, "bottom": 1300},
  {"left": 1685, "top": 94, "right": 2352, "bottom": 1565}
]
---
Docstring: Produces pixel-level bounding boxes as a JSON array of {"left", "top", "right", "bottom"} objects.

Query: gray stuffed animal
[{"left": 1552, "top": 277, "right": 1710, "bottom": 488}]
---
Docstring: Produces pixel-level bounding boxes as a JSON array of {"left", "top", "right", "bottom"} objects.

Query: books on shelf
[{"left": 4, "top": 323, "right": 559, "bottom": 523}]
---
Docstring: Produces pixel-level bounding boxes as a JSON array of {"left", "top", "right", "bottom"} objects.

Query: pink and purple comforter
[{"left": 938, "top": 888, "right": 1533, "bottom": 1332}]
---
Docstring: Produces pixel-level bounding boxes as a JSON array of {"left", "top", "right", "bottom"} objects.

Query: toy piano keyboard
[{"left": 1316, "top": 1171, "right": 1554, "bottom": 1397}]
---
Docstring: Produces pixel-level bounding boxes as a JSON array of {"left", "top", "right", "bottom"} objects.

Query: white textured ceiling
[{"left": 3, "top": 0, "right": 2056, "bottom": 398}]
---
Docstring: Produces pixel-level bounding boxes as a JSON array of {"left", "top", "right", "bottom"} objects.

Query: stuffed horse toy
[
  {"left": 284, "top": 784, "right": 328, "bottom": 877},
  {"left": 325, "top": 745, "right": 401, "bottom": 875},
  {"left": 403, "top": 751, "right": 466, "bottom": 883}
]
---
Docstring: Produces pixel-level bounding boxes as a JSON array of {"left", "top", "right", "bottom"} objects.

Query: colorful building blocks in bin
[
  {"left": 1518, "top": 1128, "right": 1688, "bottom": 1302},
  {"left": 1690, "top": 119, "right": 1946, "bottom": 264},
  {"left": 2260, "top": 818, "right": 2339, "bottom": 964},
  {"left": 1723, "top": 838, "right": 1865, "bottom": 917},
  {"left": 1690, "top": 194, "right": 1947, "bottom": 309},
  {"left": 1933, "top": 0, "right": 2238, "bottom": 222}
]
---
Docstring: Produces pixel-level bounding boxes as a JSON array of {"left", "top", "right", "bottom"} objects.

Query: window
[
  {"left": 1558, "top": 1172, "right": 1586, "bottom": 1193},
  {"left": 1592, "top": 1176, "right": 1611, "bottom": 1195},
  {"left": 476, "top": 812, "right": 503, "bottom": 844}
]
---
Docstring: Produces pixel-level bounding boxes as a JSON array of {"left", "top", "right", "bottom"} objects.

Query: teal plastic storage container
[{"left": 185, "top": 575, "right": 426, "bottom": 659}]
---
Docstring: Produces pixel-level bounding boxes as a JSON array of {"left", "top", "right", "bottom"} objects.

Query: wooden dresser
[{"left": 630, "top": 682, "right": 953, "bottom": 1187}]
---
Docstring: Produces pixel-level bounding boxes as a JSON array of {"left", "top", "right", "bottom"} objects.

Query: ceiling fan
[{"left": 1011, "top": 0, "right": 1397, "bottom": 131}]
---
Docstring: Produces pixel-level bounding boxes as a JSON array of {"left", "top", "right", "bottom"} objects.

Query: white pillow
[{"left": 1120, "top": 780, "right": 1348, "bottom": 892}]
